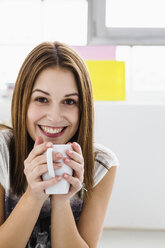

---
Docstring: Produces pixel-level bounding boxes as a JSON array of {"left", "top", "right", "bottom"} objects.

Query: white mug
[{"left": 42, "top": 144, "right": 73, "bottom": 194}]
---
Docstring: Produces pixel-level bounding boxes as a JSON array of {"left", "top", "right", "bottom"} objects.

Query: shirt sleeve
[
  {"left": 0, "top": 130, "right": 11, "bottom": 191},
  {"left": 93, "top": 143, "right": 119, "bottom": 187}
]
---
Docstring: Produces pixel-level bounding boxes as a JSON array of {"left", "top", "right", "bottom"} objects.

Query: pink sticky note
[{"left": 72, "top": 46, "right": 116, "bottom": 60}]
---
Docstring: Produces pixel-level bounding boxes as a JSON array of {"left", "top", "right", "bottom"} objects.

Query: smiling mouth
[{"left": 39, "top": 125, "right": 66, "bottom": 135}]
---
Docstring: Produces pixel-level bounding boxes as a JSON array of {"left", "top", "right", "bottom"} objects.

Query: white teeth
[{"left": 40, "top": 126, "right": 63, "bottom": 134}]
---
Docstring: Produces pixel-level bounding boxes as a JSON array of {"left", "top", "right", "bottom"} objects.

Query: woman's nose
[{"left": 46, "top": 104, "right": 63, "bottom": 123}]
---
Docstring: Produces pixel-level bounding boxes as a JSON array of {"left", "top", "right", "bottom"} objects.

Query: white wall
[{"left": 94, "top": 102, "right": 165, "bottom": 229}]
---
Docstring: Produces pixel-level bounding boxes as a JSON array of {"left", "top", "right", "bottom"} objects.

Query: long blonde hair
[{"left": 10, "top": 41, "right": 94, "bottom": 198}]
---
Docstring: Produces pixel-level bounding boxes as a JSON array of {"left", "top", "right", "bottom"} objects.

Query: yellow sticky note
[{"left": 86, "top": 60, "right": 125, "bottom": 101}]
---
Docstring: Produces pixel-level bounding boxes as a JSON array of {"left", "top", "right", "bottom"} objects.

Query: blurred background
[{"left": 0, "top": 0, "right": 165, "bottom": 247}]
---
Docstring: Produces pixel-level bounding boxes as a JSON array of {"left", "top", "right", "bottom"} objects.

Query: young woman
[{"left": 0, "top": 41, "right": 119, "bottom": 248}]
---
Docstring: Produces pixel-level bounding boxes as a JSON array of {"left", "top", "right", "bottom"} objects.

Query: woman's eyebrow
[
  {"left": 32, "top": 89, "right": 50, "bottom": 96},
  {"left": 64, "top": 93, "right": 79, "bottom": 97},
  {"left": 32, "top": 89, "right": 79, "bottom": 97}
]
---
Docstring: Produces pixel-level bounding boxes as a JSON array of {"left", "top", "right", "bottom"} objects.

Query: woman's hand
[
  {"left": 24, "top": 136, "right": 62, "bottom": 204},
  {"left": 51, "top": 142, "right": 84, "bottom": 201}
]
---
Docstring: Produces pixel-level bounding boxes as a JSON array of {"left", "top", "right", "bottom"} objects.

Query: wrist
[
  {"left": 51, "top": 196, "right": 70, "bottom": 210},
  {"left": 23, "top": 190, "right": 45, "bottom": 209}
]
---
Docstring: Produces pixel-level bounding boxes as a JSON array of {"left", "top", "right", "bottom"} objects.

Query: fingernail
[
  {"left": 65, "top": 158, "right": 70, "bottom": 162},
  {"left": 56, "top": 152, "right": 62, "bottom": 158},
  {"left": 56, "top": 163, "right": 62, "bottom": 167},
  {"left": 68, "top": 150, "right": 73, "bottom": 154},
  {"left": 46, "top": 142, "right": 52, "bottom": 148},
  {"left": 57, "top": 176, "right": 62, "bottom": 181},
  {"left": 64, "top": 174, "right": 69, "bottom": 179}
]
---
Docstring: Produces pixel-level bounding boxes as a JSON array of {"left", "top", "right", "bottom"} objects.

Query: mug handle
[{"left": 46, "top": 148, "right": 55, "bottom": 177}]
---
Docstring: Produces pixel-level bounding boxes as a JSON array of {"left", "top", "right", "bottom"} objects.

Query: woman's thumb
[{"left": 34, "top": 136, "right": 44, "bottom": 147}]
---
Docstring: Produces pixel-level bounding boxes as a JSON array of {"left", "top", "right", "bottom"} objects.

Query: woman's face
[{"left": 26, "top": 66, "right": 80, "bottom": 144}]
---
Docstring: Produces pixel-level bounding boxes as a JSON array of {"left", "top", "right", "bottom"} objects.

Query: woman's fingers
[
  {"left": 63, "top": 174, "right": 82, "bottom": 192},
  {"left": 66, "top": 143, "right": 84, "bottom": 164},
  {"left": 24, "top": 139, "right": 66, "bottom": 200},
  {"left": 25, "top": 143, "right": 48, "bottom": 165},
  {"left": 28, "top": 176, "right": 62, "bottom": 195},
  {"left": 40, "top": 176, "right": 62, "bottom": 191},
  {"left": 63, "top": 157, "right": 84, "bottom": 182},
  {"left": 64, "top": 143, "right": 84, "bottom": 182},
  {"left": 25, "top": 162, "right": 63, "bottom": 180},
  {"left": 72, "top": 142, "right": 83, "bottom": 155},
  {"left": 25, "top": 143, "right": 62, "bottom": 171},
  {"left": 33, "top": 163, "right": 62, "bottom": 177},
  {"left": 28, "top": 153, "right": 61, "bottom": 170}
]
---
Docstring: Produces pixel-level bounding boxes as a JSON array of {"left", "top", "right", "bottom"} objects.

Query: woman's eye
[
  {"left": 35, "top": 97, "right": 48, "bottom": 103},
  {"left": 64, "top": 99, "right": 76, "bottom": 105}
]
